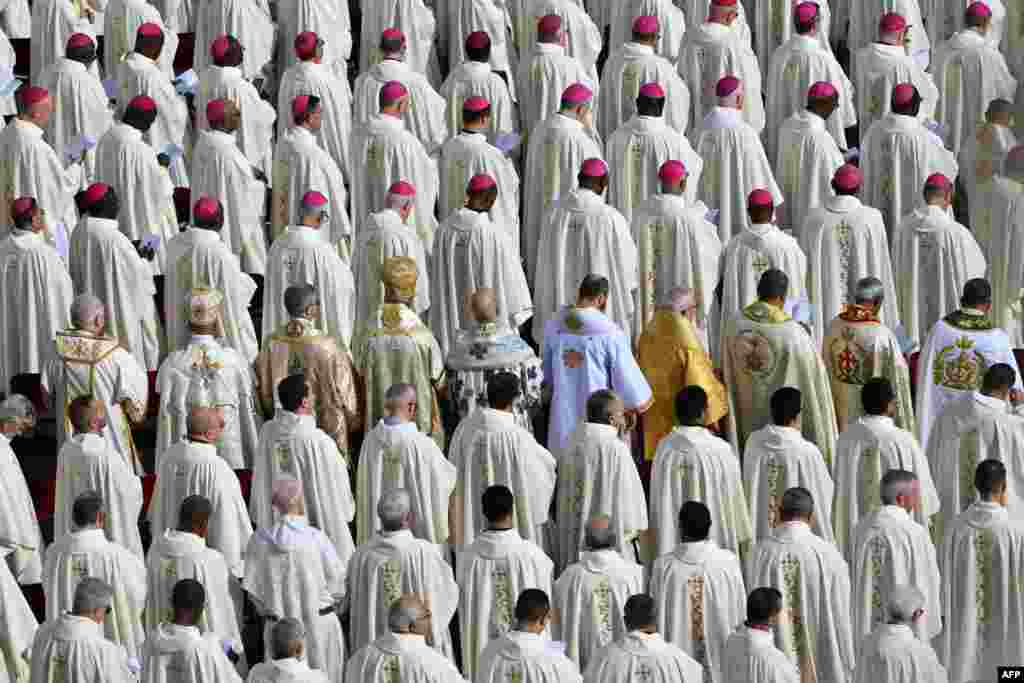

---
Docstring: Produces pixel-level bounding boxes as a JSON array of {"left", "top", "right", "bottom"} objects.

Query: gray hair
[
  {"left": 887, "top": 585, "right": 925, "bottom": 623},
  {"left": 656, "top": 287, "right": 696, "bottom": 313},
  {"left": 283, "top": 284, "right": 318, "bottom": 318},
  {"left": 270, "top": 618, "right": 305, "bottom": 659},
  {"left": 0, "top": 395, "right": 35, "bottom": 427},
  {"left": 72, "top": 577, "right": 114, "bottom": 614},
  {"left": 70, "top": 293, "right": 105, "bottom": 328},
  {"left": 853, "top": 277, "right": 885, "bottom": 307},
  {"left": 880, "top": 469, "right": 918, "bottom": 505},
  {"left": 388, "top": 599, "right": 424, "bottom": 632},
  {"left": 378, "top": 489, "right": 411, "bottom": 531},
  {"left": 585, "top": 515, "right": 616, "bottom": 550},
  {"left": 384, "top": 383, "right": 416, "bottom": 403}
]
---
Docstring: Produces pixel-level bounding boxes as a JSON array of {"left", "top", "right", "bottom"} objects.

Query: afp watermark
[{"left": 999, "top": 667, "right": 1024, "bottom": 680}]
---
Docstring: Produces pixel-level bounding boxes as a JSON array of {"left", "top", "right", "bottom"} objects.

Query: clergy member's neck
[
  {"left": 16, "top": 115, "right": 42, "bottom": 130},
  {"left": 760, "top": 297, "right": 785, "bottom": 309},
  {"left": 487, "top": 519, "right": 514, "bottom": 531},
  {"left": 745, "top": 621, "right": 772, "bottom": 631}
]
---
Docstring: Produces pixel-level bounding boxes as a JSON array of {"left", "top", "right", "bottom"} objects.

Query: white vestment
[
  {"left": 39, "top": 58, "right": 112, "bottom": 183},
  {"left": 649, "top": 426, "right": 752, "bottom": 557},
  {"left": 358, "top": 0, "right": 434, "bottom": 77},
  {"left": 532, "top": 188, "right": 638, "bottom": 346},
  {"left": 437, "top": 131, "right": 520, "bottom": 248},
  {"left": 596, "top": 42, "right": 690, "bottom": 142},
  {"left": 765, "top": 35, "right": 855, "bottom": 162},
  {"left": 429, "top": 208, "right": 532, "bottom": 356},
  {"left": 29, "top": 0, "right": 92, "bottom": 84},
  {"left": 743, "top": 425, "right": 836, "bottom": 542},
  {"left": 348, "top": 114, "right": 439, "bottom": 253},
  {"left": 42, "top": 528, "right": 147, "bottom": 657},
  {"left": 833, "top": 416, "right": 938, "bottom": 560},
  {"left": 608, "top": 0, "right": 686, "bottom": 61},
  {"left": 455, "top": 528, "right": 554, "bottom": 681},
  {"left": 990, "top": 174, "right": 1024, "bottom": 345},
  {"left": 746, "top": 521, "right": 855, "bottom": 683},
  {"left": 93, "top": 122, "right": 178, "bottom": 274},
  {"left": 891, "top": 206, "right": 986, "bottom": 346},
  {"left": 850, "top": 505, "right": 942, "bottom": 642},
  {"left": 938, "top": 502, "right": 1024, "bottom": 683},
  {"left": 678, "top": 20, "right": 763, "bottom": 133},
  {"left": 693, "top": 108, "right": 782, "bottom": 243},
  {"left": 649, "top": 540, "right": 746, "bottom": 683},
  {"left": 515, "top": 42, "right": 596, "bottom": 136},
  {"left": 0, "top": 559, "right": 35, "bottom": 680},
  {"left": 722, "top": 626, "right": 800, "bottom": 683},
  {"left": 195, "top": 66, "right": 276, "bottom": 177},
  {"left": 164, "top": 227, "right": 259, "bottom": 362},
  {"left": 190, "top": 130, "right": 267, "bottom": 275},
  {"left": 277, "top": 60, "right": 354, "bottom": 183},
  {"left": 522, "top": 0, "right": 602, "bottom": 80},
  {"left": 848, "top": 0, "right": 929, "bottom": 64},
  {"left": 345, "top": 633, "right": 462, "bottom": 683},
  {"left": 117, "top": 52, "right": 190, "bottom": 186},
  {"left": 243, "top": 517, "right": 345, "bottom": 683},
  {"left": 448, "top": 408, "right": 555, "bottom": 549},
  {"left": 155, "top": 334, "right": 261, "bottom": 470},
  {"left": 583, "top": 632, "right": 704, "bottom": 683},
  {"left": 42, "top": 328, "right": 147, "bottom": 473},
  {"left": 439, "top": 60, "right": 517, "bottom": 140},
  {"left": 854, "top": 624, "right": 948, "bottom": 683},
  {"left": 0, "top": 29, "right": 13, "bottom": 117},
  {"left": 555, "top": 422, "right": 648, "bottom": 570},
  {"left": 68, "top": 216, "right": 162, "bottom": 369},
  {"left": 30, "top": 614, "right": 135, "bottom": 683},
  {"left": 959, "top": 124, "right": 1017, "bottom": 259},
  {"left": 276, "top": 0, "right": 351, "bottom": 75},
  {"left": 915, "top": 313, "right": 1022, "bottom": 452},
  {"left": 262, "top": 225, "right": 355, "bottom": 347},
  {"left": 0, "top": 120, "right": 81, "bottom": 241},
  {"left": 270, "top": 126, "right": 351, "bottom": 245},
  {"left": 250, "top": 659, "right": 328, "bottom": 683},
  {"left": 352, "top": 59, "right": 447, "bottom": 155},
  {"left": 773, "top": 111, "right": 844, "bottom": 235},
  {"left": 350, "top": 209, "right": 429, "bottom": 328},
  {"left": 249, "top": 412, "right": 355, "bottom": 561},
  {"left": 931, "top": 29, "right": 1017, "bottom": 156},
  {"left": 521, "top": 112, "right": 604, "bottom": 283},
  {"left": 345, "top": 528, "right": 458, "bottom": 657},
  {"left": 477, "top": 631, "right": 583, "bottom": 683},
  {"left": 0, "top": 433, "right": 42, "bottom": 584},
  {"left": 800, "top": 196, "right": 898, "bottom": 342},
  {"left": 631, "top": 193, "right": 721, "bottom": 340},
  {"left": 852, "top": 42, "right": 939, "bottom": 139},
  {"left": 144, "top": 529, "right": 241, "bottom": 647},
  {"left": 551, "top": 549, "right": 644, "bottom": 671},
  {"left": 149, "top": 440, "right": 253, "bottom": 578},
  {"left": 753, "top": 0, "right": 832, "bottom": 71},
  {"left": 102, "top": 0, "right": 177, "bottom": 78},
  {"left": 140, "top": 623, "right": 242, "bottom": 683},
  {"left": 606, "top": 114, "right": 704, "bottom": 222},
  {"left": 448, "top": 0, "right": 518, "bottom": 98},
  {"left": 54, "top": 432, "right": 143, "bottom": 557},
  {"left": 859, "top": 113, "right": 958, "bottom": 237},
  {"left": 191, "top": 0, "right": 274, "bottom": 79}
]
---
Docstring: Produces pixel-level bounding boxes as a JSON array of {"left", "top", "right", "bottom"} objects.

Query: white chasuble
[
  {"left": 30, "top": 615, "right": 135, "bottom": 683},
  {"left": 39, "top": 58, "right": 113, "bottom": 183},
  {"left": 350, "top": 209, "right": 429, "bottom": 329},
  {"left": 477, "top": 631, "right": 582, "bottom": 683},
  {"left": 583, "top": 632, "right": 704, "bottom": 683},
  {"left": 0, "top": 433, "right": 43, "bottom": 584},
  {"left": 853, "top": 624, "right": 948, "bottom": 683},
  {"left": 678, "top": 19, "right": 761, "bottom": 133},
  {"left": 352, "top": 59, "right": 447, "bottom": 155},
  {"left": 773, "top": 111, "right": 843, "bottom": 236},
  {"left": 958, "top": 123, "right": 1017, "bottom": 258},
  {"left": 140, "top": 623, "right": 243, "bottom": 683},
  {"left": 596, "top": 43, "right": 690, "bottom": 142},
  {"left": 990, "top": 175, "right": 1024, "bottom": 346},
  {"left": 277, "top": 60, "right": 354, "bottom": 184},
  {"left": 345, "top": 632, "right": 463, "bottom": 683},
  {"left": 852, "top": 43, "right": 938, "bottom": 139}
]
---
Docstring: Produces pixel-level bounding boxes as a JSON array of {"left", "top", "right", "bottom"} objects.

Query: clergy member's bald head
[
  {"left": 186, "top": 406, "right": 225, "bottom": 443},
  {"left": 283, "top": 284, "right": 319, "bottom": 319},
  {"left": 585, "top": 515, "right": 615, "bottom": 549},
  {"left": 67, "top": 395, "right": 106, "bottom": 435},
  {"left": 378, "top": 488, "right": 412, "bottom": 531},
  {"left": 469, "top": 288, "right": 498, "bottom": 324},
  {"left": 976, "top": 459, "right": 1008, "bottom": 504},
  {"left": 679, "top": 501, "right": 711, "bottom": 541},
  {"left": 71, "top": 293, "right": 106, "bottom": 333},
  {"left": 388, "top": 595, "right": 429, "bottom": 635},
  {"left": 887, "top": 585, "right": 925, "bottom": 624},
  {"left": 624, "top": 594, "right": 658, "bottom": 633},
  {"left": 73, "top": 577, "right": 114, "bottom": 622},
  {"left": 383, "top": 383, "right": 417, "bottom": 422},
  {"left": 880, "top": 469, "right": 919, "bottom": 511},
  {"left": 270, "top": 618, "right": 306, "bottom": 660},
  {"left": 779, "top": 487, "right": 814, "bottom": 523}
]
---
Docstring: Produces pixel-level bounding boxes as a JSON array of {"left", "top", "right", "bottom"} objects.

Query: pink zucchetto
[
  {"left": 81, "top": 183, "right": 110, "bottom": 207},
  {"left": 891, "top": 83, "right": 917, "bottom": 107},
  {"left": 294, "top": 31, "right": 320, "bottom": 60},
  {"left": 807, "top": 81, "right": 837, "bottom": 99},
  {"left": 832, "top": 164, "right": 863, "bottom": 191},
  {"left": 193, "top": 197, "right": 222, "bottom": 222},
  {"left": 632, "top": 15, "right": 659, "bottom": 34},
  {"left": 466, "top": 31, "right": 491, "bottom": 50},
  {"left": 966, "top": 1, "right": 991, "bottom": 18},
  {"left": 11, "top": 197, "right": 36, "bottom": 221},
  {"left": 66, "top": 33, "right": 94, "bottom": 50},
  {"left": 467, "top": 174, "right": 497, "bottom": 192},
  {"left": 210, "top": 35, "right": 231, "bottom": 62},
  {"left": 380, "top": 81, "right": 408, "bottom": 105},
  {"left": 127, "top": 95, "right": 157, "bottom": 112},
  {"left": 925, "top": 173, "right": 952, "bottom": 192},
  {"left": 561, "top": 83, "right": 593, "bottom": 105},
  {"left": 716, "top": 75, "right": 741, "bottom": 97},
  {"left": 388, "top": 181, "right": 417, "bottom": 197},
  {"left": 137, "top": 22, "right": 163, "bottom": 39},
  {"left": 463, "top": 96, "right": 490, "bottom": 112},
  {"left": 381, "top": 27, "right": 405, "bottom": 44},
  {"left": 538, "top": 14, "right": 562, "bottom": 34},
  {"left": 879, "top": 12, "right": 907, "bottom": 33},
  {"left": 301, "top": 191, "right": 328, "bottom": 209},
  {"left": 658, "top": 160, "right": 688, "bottom": 182},
  {"left": 794, "top": 2, "right": 819, "bottom": 23},
  {"left": 580, "top": 158, "right": 609, "bottom": 178},
  {"left": 18, "top": 86, "right": 49, "bottom": 107},
  {"left": 639, "top": 82, "right": 666, "bottom": 99},
  {"left": 206, "top": 99, "right": 227, "bottom": 124},
  {"left": 747, "top": 188, "right": 774, "bottom": 209}
]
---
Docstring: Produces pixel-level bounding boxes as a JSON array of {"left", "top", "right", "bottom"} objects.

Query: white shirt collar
[
  {"left": 534, "top": 43, "right": 565, "bottom": 56},
  {"left": 870, "top": 41, "right": 906, "bottom": 56},
  {"left": 826, "top": 195, "right": 862, "bottom": 212},
  {"left": 372, "top": 114, "right": 406, "bottom": 131},
  {"left": 973, "top": 391, "right": 1010, "bottom": 412}
]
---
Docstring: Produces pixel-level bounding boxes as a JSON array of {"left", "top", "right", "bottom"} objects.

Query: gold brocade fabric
[{"left": 637, "top": 310, "right": 727, "bottom": 460}]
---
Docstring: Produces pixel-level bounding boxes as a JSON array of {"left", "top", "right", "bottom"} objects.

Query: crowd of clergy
[{"left": 0, "top": 0, "right": 1024, "bottom": 678}]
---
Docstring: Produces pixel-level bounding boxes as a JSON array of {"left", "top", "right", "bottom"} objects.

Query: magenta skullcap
[
  {"left": 301, "top": 190, "right": 328, "bottom": 209},
  {"left": 716, "top": 75, "right": 741, "bottom": 97},
  {"left": 794, "top": 1, "right": 819, "bottom": 23},
  {"left": 925, "top": 173, "right": 952, "bottom": 192},
  {"left": 747, "top": 188, "right": 774, "bottom": 209},
  {"left": 137, "top": 22, "right": 163, "bottom": 39},
  {"left": 639, "top": 82, "right": 665, "bottom": 98},
  {"left": 381, "top": 27, "right": 405, "bottom": 44},
  {"left": 380, "top": 81, "right": 408, "bottom": 104},
  {"left": 712, "top": 0, "right": 738, "bottom": 6},
  {"left": 879, "top": 12, "right": 907, "bottom": 33},
  {"left": 538, "top": 14, "right": 562, "bottom": 34},
  {"left": 294, "top": 31, "right": 320, "bottom": 59},
  {"left": 807, "top": 81, "right": 837, "bottom": 99},
  {"left": 81, "top": 182, "right": 110, "bottom": 207},
  {"left": 193, "top": 196, "right": 222, "bottom": 222},
  {"left": 66, "top": 33, "right": 94, "bottom": 50},
  {"left": 388, "top": 181, "right": 416, "bottom": 197},
  {"left": 658, "top": 160, "right": 688, "bottom": 182},
  {"left": 892, "top": 82, "right": 917, "bottom": 106},
  {"left": 580, "top": 158, "right": 609, "bottom": 178},
  {"left": 210, "top": 34, "right": 232, "bottom": 62},
  {"left": 561, "top": 82, "right": 593, "bottom": 105},
  {"left": 832, "top": 164, "right": 863, "bottom": 191},
  {"left": 467, "top": 173, "right": 497, "bottom": 192},
  {"left": 18, "top": 86, "right": 49, "bottom": 107},
  {"left": 127, "top": 95, "right": 156, "bottom": 112},
  {"left": 632, "top": 15, "right": 659, "bottom": 34},
  {"left": 291, "top": 94, "right": 316, "bottom": 119},
  {"left": 205, "top": 98, "right": 228, "bottom": 124},
  {"left": 11, "top": 197, "right": 37, "bottom": 221},
  {"left": 463, "top": 96, "right": 490, "bottom": 113},
  {"left": 966, "top": 1, "right": 991, "bottom": 18},
  {"left": 466, "top": 30, "right": 491, "bottom": 50}
]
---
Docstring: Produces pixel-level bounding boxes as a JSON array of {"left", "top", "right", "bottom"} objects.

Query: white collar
[
  {"left": 289, "top": 126, "right": 316, "bottom": 141},
  {"left": 61, "top": 58, "right": 87, "bottom": 73},
  {"left": 183, "top": 440, "right": 219, "bottom": 457},
  {"left": 189, "top": 334, "right": 218, "bottom": 344},
  {"left": 71, "top": 527, "right": 106, "bottom": 542},
  {"left": 826, "top": 195, "right": 862, "bottom": 212},
  {"left": 791, "top": 34, "right": 821, "bottom": 50},
  {"left": 973, "top": 391, "right": 1010, "bottom": 412},
  {"left": 372, "top": 114, "right": 406, "bottom": 131},
  {"left": 459, "top": 60, "right": 493, "bottom": 77},
  {"left": 481, "top": 407, "right": 517, "bottom": 423},
  {"left": 742, "top": 626, "right": 776, "bottom": 645},
  {"left": 130, "top": 51, "right": 158, "bottom": 66},
  {"left": 211, "top": 65, "right": 242, "bottom": 79},
  {"left": 186, "top": 227, "right": 222, "bottom": 242},
  {"left": 554, "top": 112, "right": 585, "bottom": 130},
  {"left": 13, "top": 119, "right": 44, "bottom": 137},
  {"left": 793, "top": 109, "right": 827, "bottom": 132},
  {"left": 875, "top": 504, "right": 910, "bottom": 521},
  {"left": 115, "top": 122, "right": 143, "bottom": 140},
  {"left": 623, "top": 42, "right": 655, "bottom": 56},
  {"left": 376, "top": 418, "right": 418, "bottom": 434},
  {"left": 870, "top": 42, "right": 906, "bottom": 56},
  {"left": 534, "top": 43, "right": 565, "bottom": 56},
  {"left": 859, "top": 414, "right": 894, "bottom": 429}
]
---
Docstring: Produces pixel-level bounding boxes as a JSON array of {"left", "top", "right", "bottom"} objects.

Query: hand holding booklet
[{"left": 174, "top": 69, "right": 199, "bottom": 96}]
